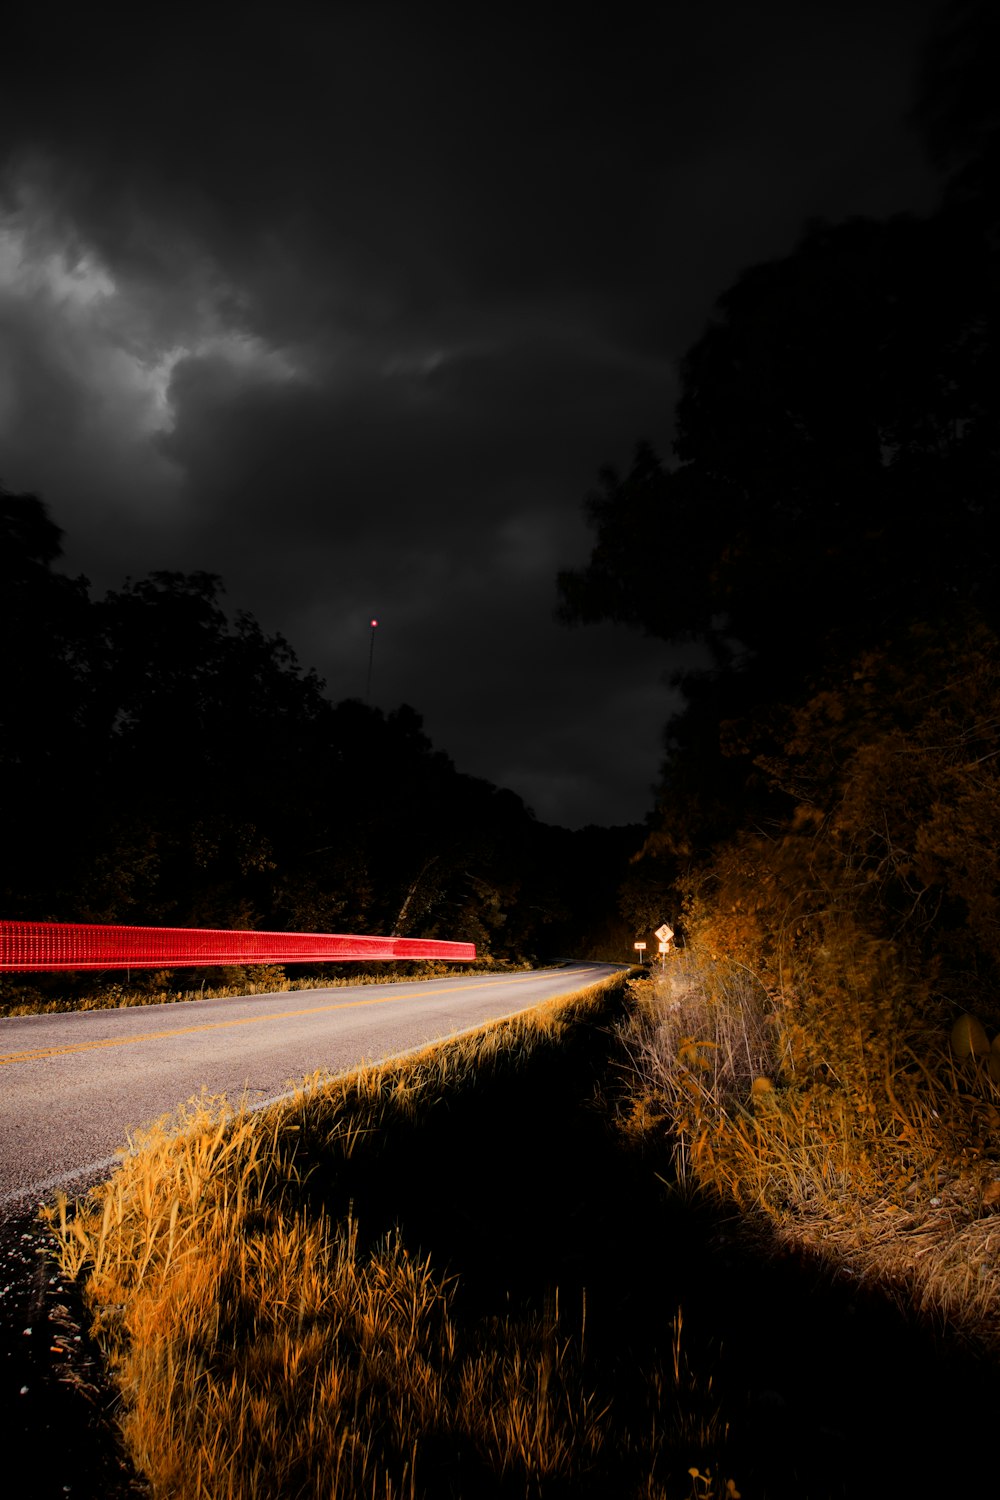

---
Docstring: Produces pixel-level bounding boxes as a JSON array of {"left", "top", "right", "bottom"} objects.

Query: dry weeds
[
  {"left": 624, "top": 949, "right": 1000, "bottom": 1357},
  {"left": 44, "top": 974, "right": 739, "bottom": 1500}
]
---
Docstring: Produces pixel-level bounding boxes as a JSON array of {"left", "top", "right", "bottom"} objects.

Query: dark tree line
[
  {"left": 558, "top": 0, "right": 1000, "bottom": 1002},
  {"left": 1, "top": 490, "right": 636, "bottom": 985}
]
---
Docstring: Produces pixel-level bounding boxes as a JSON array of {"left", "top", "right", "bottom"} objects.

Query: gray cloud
[{"left": 0, "top": 0, "right": 941, "bottom": 825}]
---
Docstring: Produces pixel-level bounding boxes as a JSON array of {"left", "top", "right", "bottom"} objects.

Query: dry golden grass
[
  {"left": 44, "top": 975, "right": 740, "bottom": 1500},
  {"left": 624, "top": 948, "right": 1000, "bottom": 1354}
]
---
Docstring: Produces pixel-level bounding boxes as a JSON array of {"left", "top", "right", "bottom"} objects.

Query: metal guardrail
[{"left": 0, "top": 921, "right": 476, "bottom": 972}]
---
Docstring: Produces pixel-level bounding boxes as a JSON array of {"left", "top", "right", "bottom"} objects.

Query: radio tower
[{"left": 366, "top": 618, "right": 378, "bottom": 703}]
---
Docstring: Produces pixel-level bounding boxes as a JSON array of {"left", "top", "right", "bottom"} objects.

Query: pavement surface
[{"left": 0, "top": 963, "right": 613, "bottom": 1221}]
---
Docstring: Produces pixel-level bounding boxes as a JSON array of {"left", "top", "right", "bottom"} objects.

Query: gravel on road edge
[{"left": 0, "top": 1208, "right": 147, "bottom": 1500}]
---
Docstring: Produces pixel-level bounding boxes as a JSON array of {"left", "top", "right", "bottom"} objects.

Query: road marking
[
  {"left": 0, "top": 970, "right": 597, "bottom": 1067},
  {"left": 0, "top": 1154, "right": 124, "bottom": 1211}
]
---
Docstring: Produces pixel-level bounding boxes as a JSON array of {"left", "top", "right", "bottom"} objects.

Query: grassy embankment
[
  {"left": 625, "top": 945, "right": 1000, "bottom": 1346},
  {"left": 45, "top": 958, "right": 1000, "bottom": 1498}
]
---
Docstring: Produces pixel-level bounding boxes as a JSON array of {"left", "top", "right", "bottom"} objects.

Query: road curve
[{"left": 0, "top": 963, "right": 618, "bottom": 1220}]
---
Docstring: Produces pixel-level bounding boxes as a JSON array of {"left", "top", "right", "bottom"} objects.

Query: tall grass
[
  {"left": 624, "top": 947, "right": 1000, "bottom": 1346},
  {"left": 44, "top": 976, "right": 740, "bottom": 1500}
]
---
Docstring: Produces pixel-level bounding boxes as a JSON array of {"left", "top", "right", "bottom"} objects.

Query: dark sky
[{"left": 0, "top": 1, "right": 944, "bottom": 827}]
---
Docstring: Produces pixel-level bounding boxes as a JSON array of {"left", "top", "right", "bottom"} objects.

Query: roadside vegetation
[
  {"left": 45, "top": 961, "right": 1000, "bottom": 1499},
  {"left": 45, "top": 973, "right": 742, "bottom": 1500},
  {"left": 625, "top": 950, "right": 1000, "bottom": 1347},
  {"left": 544, "top": 37, "right": 1000, "bottom": 1486},
  {"left": 617, "top": 617, "right": 1000, "bottom": 1350}
]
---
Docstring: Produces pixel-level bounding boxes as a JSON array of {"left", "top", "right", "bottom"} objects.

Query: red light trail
[{"left": 0, "top": 921, "right": 476, "bottom": 972}]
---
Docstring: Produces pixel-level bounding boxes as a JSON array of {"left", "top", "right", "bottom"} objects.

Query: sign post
[
  {"left": 654, "top": 923, "right": 674, "bottom": 972},
  {"left": 633, "top": 941, "right": 647, "bottom": 965}
]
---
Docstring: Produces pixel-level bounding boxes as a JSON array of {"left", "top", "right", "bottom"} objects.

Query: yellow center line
[{"left": 0, "top": 970, "right": 587, "bottom": 1067}]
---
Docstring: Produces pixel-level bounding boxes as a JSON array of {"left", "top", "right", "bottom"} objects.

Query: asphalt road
[{"left": 0, "top": 963, "right": 616, "bottom": 1221}]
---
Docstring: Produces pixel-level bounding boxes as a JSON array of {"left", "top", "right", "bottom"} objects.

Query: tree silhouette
[
  {"left": 3, "top": 493, "right": 622, "bottom": 972},
  {"left": 558, "top": 4, "right": 1000, "bottom": 966},
  {"left": 560, "top": 206, "right": 998, "bottom": 688},
  {"left": 1, "top": 485, "right": 96, "bottom": 917}
]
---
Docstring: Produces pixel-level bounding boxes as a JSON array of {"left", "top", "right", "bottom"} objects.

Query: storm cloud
[{"left": 0, "top": 0, "right": 941, "bottom": 824}]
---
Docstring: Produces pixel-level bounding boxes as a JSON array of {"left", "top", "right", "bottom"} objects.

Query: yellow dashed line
[{"left": 0, "top": 969, "right": 590, "bottom": 1067}]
